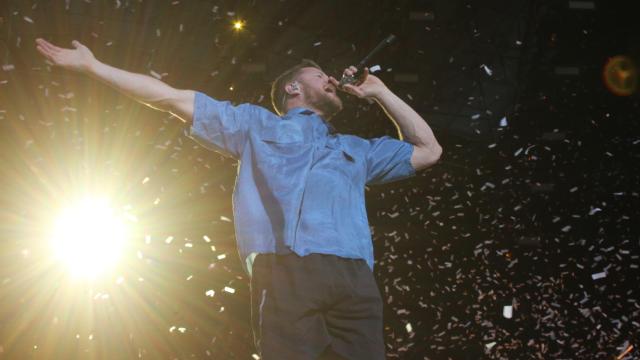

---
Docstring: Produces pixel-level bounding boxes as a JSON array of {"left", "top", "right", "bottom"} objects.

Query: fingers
[
  {"left": 343, "top": 65, "right": 358, "bottom": 78},
  {"left": 342, "top": 83, "right": 365, "bottom": 98},
  {"left": 36, "top": 38, "right": 62, "bottom": 53},
  {"left": 355, "top": 67, "right": 369, "bottom": 86},
  {"left": 35, "top": 39, "right": 63, "bottom": 61},
  {"left": 35, "top": 43, "right": 55, "bottom": 60},
  {"left": 329, "top": 76, "right": 340, "bottom": 87}
]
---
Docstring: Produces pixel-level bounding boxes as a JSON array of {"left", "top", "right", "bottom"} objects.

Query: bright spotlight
[
  {"left": 50, "top": 197, "right": 128, "bottom": 279},
  {"left": 233, "top": 20, "right": 245, "bottom": 31}
]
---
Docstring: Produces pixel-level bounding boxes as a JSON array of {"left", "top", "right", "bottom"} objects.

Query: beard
[{"left": 304, "top": 88, "right": 343, "bottom": 119}]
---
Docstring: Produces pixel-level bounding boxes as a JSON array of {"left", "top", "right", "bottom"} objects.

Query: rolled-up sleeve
[
  {"left": 188, "top": 91, "right": 260, "bottom": 159},
  {"left": 365, "top": 136, "right": 416, "bottom": 185}
]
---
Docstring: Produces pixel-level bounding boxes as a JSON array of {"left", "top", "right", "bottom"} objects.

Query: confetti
[
  {"left": 481, "top": 64, "right": 493, "bottom": 76},
  {"left": 591, "top": 272, "right": 606, "bottom": 280},
  {"left": 503, "top": 305, "right": 513, "bottom": 318}
]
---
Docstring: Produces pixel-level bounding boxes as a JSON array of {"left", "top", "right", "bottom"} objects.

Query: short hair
[{"left": 270, "top": 59, "right": 322, "bottom": 116}]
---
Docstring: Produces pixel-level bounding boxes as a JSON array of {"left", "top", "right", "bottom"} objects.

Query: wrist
[
  {"left": 371, "top": 86, "right": 392, "bottom": 102},
  {"left": 84, "top": 58, "right": 101, "bottom": 76}
]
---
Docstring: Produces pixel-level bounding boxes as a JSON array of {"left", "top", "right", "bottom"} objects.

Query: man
[{"left": 35, "top": 38, "right": 442, "bottom": 359}]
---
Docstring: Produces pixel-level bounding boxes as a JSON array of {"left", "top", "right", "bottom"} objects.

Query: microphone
[{"left": 339, "top": 34, "right": 396, "bottom": 87}]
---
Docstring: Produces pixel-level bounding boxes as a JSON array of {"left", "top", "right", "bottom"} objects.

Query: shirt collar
[{"left": 283, "top": 107, "right": 336, "bottom": 135}]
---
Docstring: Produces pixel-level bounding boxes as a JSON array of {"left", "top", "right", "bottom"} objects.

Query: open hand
[
  {"left": 329, "top": 66, "right": 389, "bottom": 99},
  {"left": 35, "top": 38, "right": 97, "bottom": 73}
]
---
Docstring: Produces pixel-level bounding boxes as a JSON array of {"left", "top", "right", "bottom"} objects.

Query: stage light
[
  {"left": 50, "top": 197, "right": 128, "bottom": 279},
  {"left": 233, "top": 20, "right": 245, "bottom": 31},
  {"left": 603, "top": 55, "right": 637, "bottom": 96}
]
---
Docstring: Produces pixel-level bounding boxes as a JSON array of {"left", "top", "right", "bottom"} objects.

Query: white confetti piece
[
  {"left": 2, "top": 64, "right": 15, "bottom": 71},
  {"left": 405, "top": 323, "right": 413, "bottom": 333},
  {"left": 499, "top": 116, "right": 508, "bottom": 127},
  {"left": 503, "top": 305, "right": 513, "bottom": 318},
  {"left": 223, "top": 286, "right": 235, "bottom": 294},
  {"left": 369, "top": 65, "right": 381, "bottom": 73},
  {"left": 591, "top": 271, "right": 606, "bottom": 280},
  {"left": 481, "top": 64, "right": 493, "bottom": 76},
  {"left": 165, "top": 236, "right": 174, "bottom": 244},
  {"left": 220, "top": 216, "right": 231, "bottom": 222},
  {"left": 23, "top": 16, "right": 34, "bottom": 23},
  {"left": 205, "top": 290, "right": 215, "bottom": 297},
  {"left": 588, "top": 207, "right": 602, "bottom": 215}
]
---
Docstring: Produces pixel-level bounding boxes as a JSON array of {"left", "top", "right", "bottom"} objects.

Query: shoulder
[
  {"left": 337, "top": 134, "right": 404, "bottom": 150},
  {"left": 195, "top": 91, "right": 279, "bottom": 126}
]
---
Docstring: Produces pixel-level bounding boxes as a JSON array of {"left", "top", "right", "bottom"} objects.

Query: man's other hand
[{"left": 35, "top": 38, "right": 97, "bottom": 73}]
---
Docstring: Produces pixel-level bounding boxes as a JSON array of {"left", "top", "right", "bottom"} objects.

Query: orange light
[{"left": 603, "top": 55, "right": 637, "bottom": 96}]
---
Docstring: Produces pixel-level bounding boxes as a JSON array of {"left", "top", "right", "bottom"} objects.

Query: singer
[{"left": 35, "top": 39, "right": 442, "bottom": 359}]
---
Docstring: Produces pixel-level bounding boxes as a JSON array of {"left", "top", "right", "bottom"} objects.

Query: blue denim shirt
[{"left": 188, "top": 91, "right": 416, "bottom": 275}]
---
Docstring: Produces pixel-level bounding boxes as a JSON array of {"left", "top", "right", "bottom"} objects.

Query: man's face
[{"left": 295, "top": 67, "right": 343, "bottom": 118}]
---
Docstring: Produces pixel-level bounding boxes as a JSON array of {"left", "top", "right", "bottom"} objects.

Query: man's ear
[{"left": 285, "top": 81, "right": 300, "bottom": 95}]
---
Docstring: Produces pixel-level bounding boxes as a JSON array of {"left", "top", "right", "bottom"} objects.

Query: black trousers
[{"left": 250, "top": 253, "right": 385, "bottom": 360}]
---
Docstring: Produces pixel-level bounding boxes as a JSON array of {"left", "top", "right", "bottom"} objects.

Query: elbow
[
  {"left": 412, "top": 144, "right": 442, "bottom": 171},
  {"left": 426, "top": 144, "right": 443, "bottom": 167},
  {"left": 434, "top": 144, "right": 443, "bottom": 160}
]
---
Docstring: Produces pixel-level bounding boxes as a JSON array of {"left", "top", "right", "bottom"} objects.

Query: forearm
[
  {"left": 86, "top": 60, "right": 176, "bottom": 111},
  {"left": 374, "top": 88, "right": 441, "bottom": 151}
]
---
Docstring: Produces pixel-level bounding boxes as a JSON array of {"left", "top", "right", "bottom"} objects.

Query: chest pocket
[
  {"left": 258, "top": 123, "right": 311, "bottom": 160},
  {"left": 320, "top": 137, "right": 363, "bottom": 185},
  {"left": 260, "top": 122, "right": 306, "bottom": 144},
  {"left": 325, "top": 137, "right": 355, "bottom": 163}
]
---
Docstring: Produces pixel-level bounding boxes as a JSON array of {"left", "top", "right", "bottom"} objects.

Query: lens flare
[
  {"left": 232, "top": 20, "right": 245, "bottom": 31},
  {"left": 50, "top": 197, "right": 128, "bottom": 279}
]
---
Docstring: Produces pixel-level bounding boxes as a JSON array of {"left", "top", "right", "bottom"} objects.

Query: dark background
[{"left": 0, "top": 0, "right": 639, "bottom": 358}]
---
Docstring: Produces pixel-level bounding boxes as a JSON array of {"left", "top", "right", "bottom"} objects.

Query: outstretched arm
[
  {"left": 330, "top": 67, "right": 442, "bottom": 171},
  {"left": 35, "top": 38, "right": 194, "bottom": 125}
]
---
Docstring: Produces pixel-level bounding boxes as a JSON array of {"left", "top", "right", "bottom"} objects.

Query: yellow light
[
  {"left": 50, "top": 197, "right": 128, "bottom": 279},
  {"left": 233, "top": 20, "right": 245, "bottom": 31}
]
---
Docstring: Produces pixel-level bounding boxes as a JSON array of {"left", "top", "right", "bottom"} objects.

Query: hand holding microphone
[{"left": 338, "top": 34, "right": 396, "bottom": 87}]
